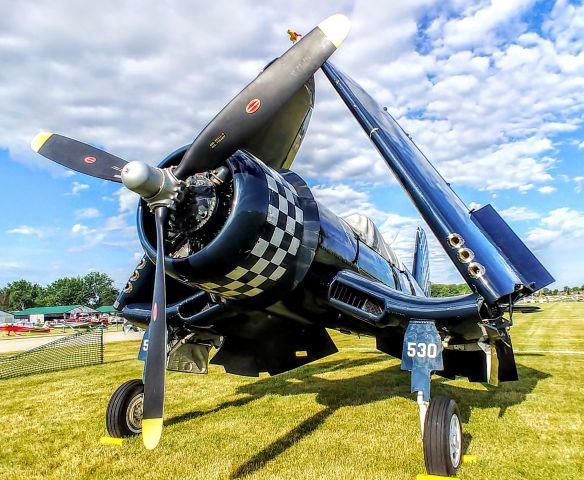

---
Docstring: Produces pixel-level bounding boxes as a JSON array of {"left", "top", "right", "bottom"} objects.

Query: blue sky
[{"left": 1, "top": 0, "right": 583, "bottom": 290}]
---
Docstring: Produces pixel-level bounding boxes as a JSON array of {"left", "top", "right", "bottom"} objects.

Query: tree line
[
  {"left": 431, "top": 283, "right": 584, "bottom": 297},
  {"left": 0, "top": 272, "right": 118, "bottom": 311},
  {"left": 537, "top": 286, "right": 584, "bottom": 296},
  {"left": 430, "top": 283, "right": 472, "bottom": 297}
]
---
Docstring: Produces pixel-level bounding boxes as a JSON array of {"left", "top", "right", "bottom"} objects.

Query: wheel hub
[
  {"left": 449, "top": 414, "right": 462, "bottom": 467},
  {"left": 126, "top": 394, "right": 144, "bottom": 433}
]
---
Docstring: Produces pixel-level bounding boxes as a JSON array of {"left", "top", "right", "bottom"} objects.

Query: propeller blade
[
  {"left": 141, "top": 206, "right": 169, "bottom": 449},
  {"left": 31, "top": 132, "right": 127, "bottom": 182},
  {"left": 173, "top": 13, "right": 350, "bottom": 179}
]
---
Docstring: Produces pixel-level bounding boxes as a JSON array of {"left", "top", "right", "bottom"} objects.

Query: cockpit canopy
[{"left": 342, "top": 214, "right": 404, "bottom": 270}]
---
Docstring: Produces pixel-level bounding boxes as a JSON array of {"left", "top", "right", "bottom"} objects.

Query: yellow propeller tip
[
  {"left": 142, "top": 418, "right": 164, "bottom": 449},
  {"left": 31, "top": 131, "right": 53, "bottom": 152},
  {"left": 318, "top": 14, "right": 351, "bottom": 48}
]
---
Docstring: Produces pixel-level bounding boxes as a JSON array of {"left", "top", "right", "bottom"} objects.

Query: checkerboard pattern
[{"left": 199, "top": 164, "right": 304, "bottom": 300}]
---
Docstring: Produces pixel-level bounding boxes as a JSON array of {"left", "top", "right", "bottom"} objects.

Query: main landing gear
[
  {"left": 403, "top": 320, "right": 462, "bottom": 477},
  {"left": 106, "top": 379, "right": 144, "bottom": 438},
  {"left": 418, "top": 393, "right": 462, "bottom": 476}
]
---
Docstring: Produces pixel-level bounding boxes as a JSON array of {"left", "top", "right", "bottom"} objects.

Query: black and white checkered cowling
[{"left": 199, "top": 163, "right": 304, "bottom": 300}]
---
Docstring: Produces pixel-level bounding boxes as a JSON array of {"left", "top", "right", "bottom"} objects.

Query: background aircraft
[{"left": 31, "top": 14, "right": 553, "bottom": 477}]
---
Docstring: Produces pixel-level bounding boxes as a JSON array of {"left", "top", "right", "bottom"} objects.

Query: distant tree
[
  {"left": 563, "top": 286, "right": 571, "bottom": 294},
  {"left": 83, "top": 272, "right": 118, "bottom": 307},
  {"left": 38, "top": 277, "right": 91, "bottom": 306},
  {"left": 0, "top": 280, "right": 44, "bottom": 311},
  {"left": 430, "top": 283, "right": 472, "bottom": 297},
  {"left": 553, "top": 289, "right": 559, "bottom": 295}
]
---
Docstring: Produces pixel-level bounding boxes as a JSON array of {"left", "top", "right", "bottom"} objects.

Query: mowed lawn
[{"left": 1, "top": 303, "right": 582, "bottom": 480}]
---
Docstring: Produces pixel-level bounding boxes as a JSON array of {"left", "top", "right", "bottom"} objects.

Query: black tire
[
  {"left": 106, "top": 379, "right": 144, "bottom": 438},
  {"left": 423, "top": 396, "right": 462, "bottom": 477}
]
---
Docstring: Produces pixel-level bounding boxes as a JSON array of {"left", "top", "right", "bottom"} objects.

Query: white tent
[{"left": 0, "top": 310, "right": 14, "bottom": 324}]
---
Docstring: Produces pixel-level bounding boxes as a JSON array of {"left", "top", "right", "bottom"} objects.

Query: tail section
[{"left": 412, "top": 227, "right": 430, "bottom": 296}]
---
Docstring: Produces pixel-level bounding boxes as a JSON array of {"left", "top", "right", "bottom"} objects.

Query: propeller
[
  {"left": 173, "top": 13, "right": 351, "bottom": 178},
  {"left": 141, "top": 206, "right": 168, "bottom": 449},
  {"left": 31, "top": 132, "right": 126, "bottom": 182},
  {"left": 30, "top": 13, "right": 351, "bottom": 449}
]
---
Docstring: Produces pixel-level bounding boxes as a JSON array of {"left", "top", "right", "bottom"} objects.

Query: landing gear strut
[
  {"left": 402, "top": 320, "right": 462, "bottom": 477},
  {"left": 106, "top": 379, "right": 144, "bottom": 438}
]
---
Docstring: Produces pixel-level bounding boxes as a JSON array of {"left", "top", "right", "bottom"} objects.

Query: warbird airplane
[{"left": 31, "top": 14, "right": 553, "bottom": 477}]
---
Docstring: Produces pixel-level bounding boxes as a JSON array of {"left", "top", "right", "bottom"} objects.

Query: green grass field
[{"left": 1, "top": 303, "right": 582, "bottom": 479}]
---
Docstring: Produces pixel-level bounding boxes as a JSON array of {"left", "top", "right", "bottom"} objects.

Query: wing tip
[
  {"left": 318, "top": 14, "right": 351, "bottom": 48},
  {"left": 31, "top": 131, "right": 53, "bottom": 152},
  {"left": 142, "top": 418, "right": 163, "bottom": 449}
]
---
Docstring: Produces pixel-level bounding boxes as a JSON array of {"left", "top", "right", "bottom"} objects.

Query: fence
[{"left": 0, "top": 327, "right": 104, "bottom": 380}]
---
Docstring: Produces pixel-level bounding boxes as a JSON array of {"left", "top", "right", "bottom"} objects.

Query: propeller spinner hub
[
  {"left": 122, "top": 161, "right": 184, "bottom": 211},
  {"left": 121, "top": 161, "right": 164, "bottom": 198}
]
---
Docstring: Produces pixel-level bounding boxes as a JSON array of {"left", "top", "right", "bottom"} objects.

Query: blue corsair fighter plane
[{"left": 31, "top": 14, "right": 553, "bottom": 477}]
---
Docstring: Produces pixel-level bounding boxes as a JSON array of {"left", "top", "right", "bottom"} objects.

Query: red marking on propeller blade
[
  {"left": 84, "top": 156, "right": 97, "bottom": 164},
  {"left": 152, "top": 303, "right": 157, "bottom": 322},
  {"left": 245, "top": 99, "right": 261, "bottom": 114}
]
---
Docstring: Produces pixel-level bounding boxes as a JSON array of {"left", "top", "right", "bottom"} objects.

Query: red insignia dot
[{"left": 245, "top": 99, "right": 261, "bottom": 114}]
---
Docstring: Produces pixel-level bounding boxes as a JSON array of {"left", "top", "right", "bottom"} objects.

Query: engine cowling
[{"left": 136, "top": 147, "right": 319, "bottom": 302}]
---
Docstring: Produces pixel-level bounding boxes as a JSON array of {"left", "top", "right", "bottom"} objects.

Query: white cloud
[
  {"left": 437, "top": 138, "right": 554, "bottom": 191},
  {"left": 438, "top": 0, "right": 536, "bottom": 53},
  {"left": 3, "top": 0, "right": 576, "bottom": 196},
  {"left": 578, "top": 141, "right": 584, "bottom": 149},
  {"left": 70, "top": 212, "right": 137, "bottom": 252},
  {"left": 74, "top": 207, "right": 101, "bottom": 219},
  {"left": 543, "top": 0, "right": 584, "bottom": 55},
  {"left": 527, "top": 207, "right": 584, "bottom": 249},
  {"left": 114, "top": 187, "right": 139, "bottom": 213},
  {"left": 311, "top": 184, "right": 380, "bottom": 220},
  {"left": 71, "top": 223, "right": 93, "bottom": 235},
  {"left": 522, "top": 207, "right": 584, "bottom": 285},
  {"left": 538, "top": 185, "right": 556, "bottom": 194},
  {"left": 500, "top": 206, "right": 540, "bottom": 221},
  {"left": 70, "top": 223, "right": 105, "bottom": 250},
  {"left": 6, "top": 225, "right": 53, "bottom": 238},
  {"left": 67, "top": 181, "right": 89, "bottom": 196}
]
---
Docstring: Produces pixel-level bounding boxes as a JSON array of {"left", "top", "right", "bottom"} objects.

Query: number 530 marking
[{"left": 407, "top": 342, "right": 438, "bottom": 358}]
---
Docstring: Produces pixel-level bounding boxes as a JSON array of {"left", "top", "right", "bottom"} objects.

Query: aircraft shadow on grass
[{"left": 165, "top": 353, "right": 549, "bottom": 479}]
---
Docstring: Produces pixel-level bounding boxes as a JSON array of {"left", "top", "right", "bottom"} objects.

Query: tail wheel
[
  {"left": 423, "top": 396, "right": 462, "bottom": 477},
  {"left": 106, "top": 379, "right": 144, "bottom": 438}
]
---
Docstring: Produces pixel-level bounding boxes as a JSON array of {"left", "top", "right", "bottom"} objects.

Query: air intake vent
[{"left": 330, "top": 281, "right": 383, "bottom": 316}]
